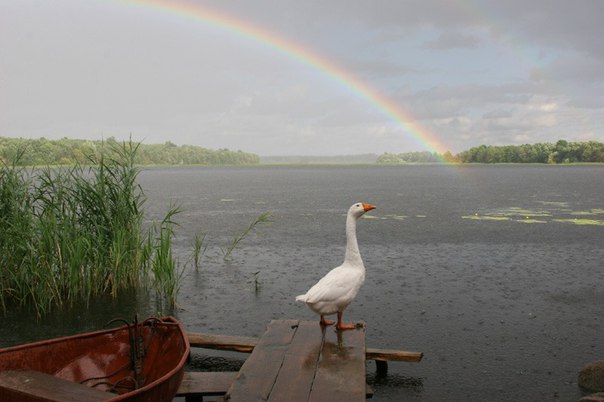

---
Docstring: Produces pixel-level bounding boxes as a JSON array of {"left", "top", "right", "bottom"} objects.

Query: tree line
[
  {"left": 378, "top": 140, "right": 604, "bottom": 164},
  {"left": 3, "top": 136, "right": 603, "bottom": 166},
  {"left": 378, "top": 151, "right": 447, "bottom": 164},
  {"left": 0, "top": 136, "right": 260, "bottom": 166}
]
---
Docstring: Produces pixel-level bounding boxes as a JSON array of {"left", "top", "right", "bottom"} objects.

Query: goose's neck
[{"left": 344, "top": 214, "right": 363, "bottom": 266}]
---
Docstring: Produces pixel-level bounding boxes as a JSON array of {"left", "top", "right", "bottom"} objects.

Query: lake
[{"left": 1, "top": 165, "right": 603, "bottom": 401}]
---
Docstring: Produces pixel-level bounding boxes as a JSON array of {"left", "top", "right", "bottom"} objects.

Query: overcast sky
[{"left": 1, "top": 0, "right": 603, "bottom": 156}]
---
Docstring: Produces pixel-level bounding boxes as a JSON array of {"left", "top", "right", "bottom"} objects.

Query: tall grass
[{"left": 0, "top": 141, "right": 180, "bottom": 316}]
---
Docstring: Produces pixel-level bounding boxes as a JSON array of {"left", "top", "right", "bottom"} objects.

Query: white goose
[{"left": 296, "top": 202, "right": 376, "bottom": 330}]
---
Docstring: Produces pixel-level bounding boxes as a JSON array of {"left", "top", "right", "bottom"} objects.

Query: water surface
[{"left": 2, "top": 165, "right": 603, "bottom": 401}]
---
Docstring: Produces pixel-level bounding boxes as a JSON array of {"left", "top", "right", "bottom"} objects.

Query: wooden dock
[
  {"left": 225, "top": 319, "right": 365, "bottom": 401},
  {"left": 181, "top": 319, "right": 423, "bottom": 401}
]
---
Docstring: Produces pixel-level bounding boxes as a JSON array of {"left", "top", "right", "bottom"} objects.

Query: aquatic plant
[
  {"left": 0, "top": 149, "right": 35, "bottom": 312},
  {"left": 192, "top": 231, "right": 207, "bottom": 270},
  {"left": 0, "top": 141, "right": 181, "bottom": 316},
  {"left": 149, "top": 207, "right": 183, "bottom": 305},
  {"left": 222, "top": 212, "right": 271, "bottom": 260},
  {"left": 253, "top": 271, "right": 261, "bottom": 293}
]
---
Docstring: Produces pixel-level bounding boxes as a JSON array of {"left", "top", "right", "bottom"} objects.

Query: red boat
[{"left": 0, "top": 316, "right": 190, "bottom": 401}]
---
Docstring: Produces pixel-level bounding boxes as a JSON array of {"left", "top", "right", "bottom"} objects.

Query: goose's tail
[{"left": 295, "top": 294, "right": 307, "bottom": 303}]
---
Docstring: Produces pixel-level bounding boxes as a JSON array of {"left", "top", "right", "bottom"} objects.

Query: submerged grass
[{"left": 0, "top": 141, "right": 180, "bottom": 316}]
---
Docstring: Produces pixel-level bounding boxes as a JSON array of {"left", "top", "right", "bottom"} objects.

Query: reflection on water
[
  {"left": 367, "top": 367, "right": 424, "bottom": 395},
  {"left": 0, "top": 290, "right": 158, "bottom": 347},
  {"left": 188, "top": 353, "right": 245, "bottom": 372}
]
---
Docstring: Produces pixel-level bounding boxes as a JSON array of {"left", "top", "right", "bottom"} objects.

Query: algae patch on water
[
  {"left": 552, "top": 218, "right": 604, "bottom": 226},
  {"left": 569, "top": 209, "right": 604, "bottom": 216},
  {"left": 494, "top": 207, "right": 551, "bottom": 218},
  {"left": 386, "top": 214, "right": 408, "bottom": 221},
  {"left": 362, "top": 214, "right": 408, "bottom": 221},
  {"left": 537, "top": 201, "right": 570, "bottom": 208},
  {"left": 515, "top": 218, "right": 547, "bottom": 224},
  {"left": 463, "top": 203, "right": 604, "bottom": 226},
  {"left": 462, "top": 215, "right": 511, "bottom": 221}
]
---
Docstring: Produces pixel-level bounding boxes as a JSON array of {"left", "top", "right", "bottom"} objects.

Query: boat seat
[{"left": 0, "top": 369, "right": 112, "bottom": 401}]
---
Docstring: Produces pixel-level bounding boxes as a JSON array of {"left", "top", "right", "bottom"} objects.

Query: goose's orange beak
[{"left": 362, "top": 203, "right": 376, "bottom": 212}]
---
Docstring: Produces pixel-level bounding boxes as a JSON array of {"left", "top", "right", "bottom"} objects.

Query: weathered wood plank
[
  {"left": 308, "top": 324, "right": 366, "bottom": 402},
  {"left": 186, "top": 331, "right": 422, "bottom": 363},
  {"left": 175, "top": 371, "right": 237, "bottom": 397},
  {"left": 225, "top": 320, "right": 299, "bottom": 401},
  {"left": 0, "top": 370, "right": 111, "bottom": 402},
  {"left": 366, "top": 347, "right": 423, "bottom": 362},
  {"left": 186, "top": 333, "right": 258, "bottom": 353},
  {"left": 267, "top": 321, "right": 323, "bottom": 402}
]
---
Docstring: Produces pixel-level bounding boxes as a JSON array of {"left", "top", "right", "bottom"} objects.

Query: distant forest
[
  {"left": 0, "top": 137, "right": 260, "bottom": 166},
  {"left": 2, "top": 137, "right": 603, "bottom": 166},
  {"left": 378, "top": 140, "right": 604, "bottom": 164}
]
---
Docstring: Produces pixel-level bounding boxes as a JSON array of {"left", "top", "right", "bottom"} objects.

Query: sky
[{"left": 1, "top": 0, "right": 603, "bottom": 156}]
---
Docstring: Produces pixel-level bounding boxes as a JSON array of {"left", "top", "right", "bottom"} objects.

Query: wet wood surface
[
  {"left": 0, "top": 370, "right": 112, "bottom": 402},
  {"left": 224, "top": 320, "right": 367, "bottom": 402}
]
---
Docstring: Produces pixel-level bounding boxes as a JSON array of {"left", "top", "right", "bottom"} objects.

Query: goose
[{"left": 296, "top": 202, "right": 376, "bottom": 330}]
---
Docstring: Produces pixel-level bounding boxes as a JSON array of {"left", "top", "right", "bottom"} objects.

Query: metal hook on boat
[{"left": 104, "top": 315, "right": 146, "bottom": 389}]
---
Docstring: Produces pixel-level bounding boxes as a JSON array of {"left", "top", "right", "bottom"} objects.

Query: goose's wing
[{"left": 303, "top": 265, "right": 363, "bottom": 304}]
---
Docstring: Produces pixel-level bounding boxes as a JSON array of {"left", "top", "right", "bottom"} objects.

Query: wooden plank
[
  {"left": 175, "top": 371, "right": 237, "bottom": 397},
  {"left": 266, "top": 321, "right": 323, "bottom": 402},
  {"left": 0, "top": 370, "right": 111, "bottom": 402},
  {"left": 187, "top": 333, "right": 258, "bottom": 353},
  {"left": 225, "top": 320, "right": 299, "bottom": 401},
  {"left": 186, "top": 331, "right": 422, "bottom": 363},
  {"left": 366, "top": 347, "right": 423, "bottom": 363},
  {"left": 308, "top": 324, "right": 366, "bottom": 402}
]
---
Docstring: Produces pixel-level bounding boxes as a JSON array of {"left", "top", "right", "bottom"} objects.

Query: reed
[
  {"left": 192, "top": 231, "right": 207, "bottom": 270},
  {"left": 253, "top": 271, "right": 261, "bottom": 293},
  {"left": 149, "top": 207, "right": 183, "bottom": 305},
  {"left": 222, "top": 212, "right": 271, "bottom": 260},
  {"left": 0, "top": 141, "right": 181, "bottom": 316}
]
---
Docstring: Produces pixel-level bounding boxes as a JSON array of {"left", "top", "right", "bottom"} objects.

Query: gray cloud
[
  {"left": 0, "top": 0, "right": 603, "bottom": 155},
  {"left": 423, "top": 31, "right": 481, "bottom": 50}
]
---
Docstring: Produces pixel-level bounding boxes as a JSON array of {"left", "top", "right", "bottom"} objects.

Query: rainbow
[{"left": 117, "top": 0, "right": 450, "bottom": 155}]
